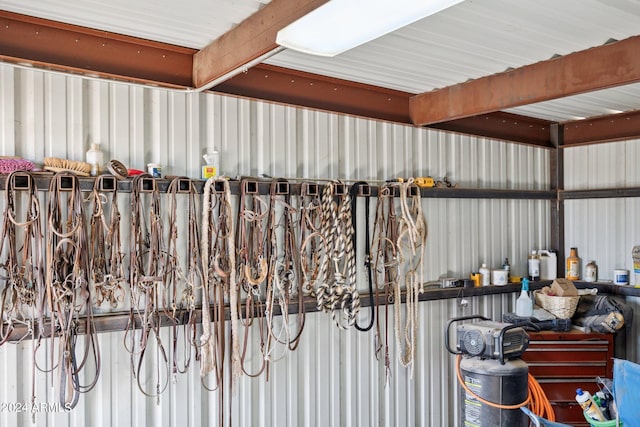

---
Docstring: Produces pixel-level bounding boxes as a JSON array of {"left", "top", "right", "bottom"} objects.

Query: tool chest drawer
[{"left": 521, "top": 331, "right": 614, "bottom": 427}]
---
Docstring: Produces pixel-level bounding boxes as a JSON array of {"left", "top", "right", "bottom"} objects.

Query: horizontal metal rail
[
  {"left": 0, "top": 173, "right": 557, "bottom": 199},
  {"left": 3, "top": 280, "right": 636, "bottom": 341}
]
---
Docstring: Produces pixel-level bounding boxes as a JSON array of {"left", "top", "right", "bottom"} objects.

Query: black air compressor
[{"left": 445, "top": 315, "right": 530, "bottom": 427}]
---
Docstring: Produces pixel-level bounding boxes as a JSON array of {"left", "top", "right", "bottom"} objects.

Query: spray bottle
[{"left": 516, "top": 278, "right": 533, "bottom": 317}]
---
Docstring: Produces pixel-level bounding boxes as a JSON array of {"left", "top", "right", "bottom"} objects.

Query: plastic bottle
[
  {"left": 584, "top": 260, "right": 598, "bottom": 282},
  {"left": 538, "top": 249, "right": 557, "bottom": 280},
  {"left": 515, "top": 278, "right": 533, "bottom": 317},
  {"left": 202, "top": 151, "right": 221, "bottom": 179},
  {"left": 575, "top": 388, "right": 606, "bottom": 421},
  {"left": 502, "top": 258, "right": 511, "bottom": 280},
  {"left": 528, "top": 250, "right": 540, "bottom": 281},
  {"left": 566, "top": 247, "right": 581, "bottom": 280},
  {"left": 633, "top": 245, "right": 640, "bottom": 285},
  {"left": 86, "top": 142, "right": 104, "bottom": 176},
  {"left": 479, "top": 263, "right": 490, "bottom": 287}
]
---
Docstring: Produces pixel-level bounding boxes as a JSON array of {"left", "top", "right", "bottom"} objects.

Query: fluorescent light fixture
[{"left": 276, "top": 0, "right": 464, "bottom": 57}]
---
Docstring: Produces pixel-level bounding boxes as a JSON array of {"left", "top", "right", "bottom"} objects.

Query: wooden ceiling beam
[
  {"left": 0, "top": 11, "right": 195, "bottom": 88},
  {"left": 193, "top": 0, "right": 328, "bottom": 89},
  {"left": 409, "top": 36, "right": 640, "bottom": 126}
]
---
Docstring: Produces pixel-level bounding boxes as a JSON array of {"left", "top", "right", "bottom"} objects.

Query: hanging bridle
[
  {"left": 125, "top": 173, "right": 169, "bottom": 402},
  {"left": 165, "top": 177, "right": 203, "bottom": 379},
  {"left": 0, "top": 171, "right": 46, "bottom": 417},
  {"left": 264, "top": 179, "right": 305, "bottom": 362},
  {"left": 236, "top": 179, "right": 269, "bottom": 377},
  {"left": 46, "top": 171, "right": 100, "bottom": 408},
  {"left": 298, "top": 182, "right": 324, "bottom": 299},
  {"left": 371, "top": 184, "right": 399, "bottom": 383},
  {"left": 89, "top": 175, "right": 125, "bottom": 309},
  {"left": 200, "top": 177, "right": 237, "bottom": 427}
]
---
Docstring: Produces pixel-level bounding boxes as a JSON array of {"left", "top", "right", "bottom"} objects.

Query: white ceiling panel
[
  {"left": 0, "top": 0, "right": 270, "bottom": 48},
  {"left": 266, "top": 0, "right": 640, "bottom": 95},
  {"left": 508, "top": 84, "right": 640, "bottom": 122}
]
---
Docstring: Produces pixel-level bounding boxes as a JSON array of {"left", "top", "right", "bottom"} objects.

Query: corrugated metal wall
[
  {"left": 0, "top": 63, "right": 551, "bottom": 426},
  {"left": 564, "top": 139, "right": 640, "bottom": 362}
]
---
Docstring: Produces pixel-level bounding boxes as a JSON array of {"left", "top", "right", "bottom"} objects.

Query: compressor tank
[{"left": 459, "top": 357, "right": 528, "bottom": 427}]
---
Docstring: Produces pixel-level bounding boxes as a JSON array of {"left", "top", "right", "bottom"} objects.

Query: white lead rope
[
  {"left": 394, "top": 178, "right": 428, "bottom": 377},
  {"left": 200, "top": 178, "right": 241, "bottom": 380}
]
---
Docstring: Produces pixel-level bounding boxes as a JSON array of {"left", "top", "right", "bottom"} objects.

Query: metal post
[{"left": 550, "top": 124, "right": 565, "bottom": 277}]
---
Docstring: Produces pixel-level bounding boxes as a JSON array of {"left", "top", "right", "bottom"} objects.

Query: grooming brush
[{"left": 43, "top": 157, "right": 92, "bottom": 177}]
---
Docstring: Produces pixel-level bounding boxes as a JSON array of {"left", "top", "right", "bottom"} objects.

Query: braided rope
[{"left": 315, "top": 181, "right": 361, "bottom": 329}]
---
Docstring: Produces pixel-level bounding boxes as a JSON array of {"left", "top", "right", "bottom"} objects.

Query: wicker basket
[{"left": 534, "top": 290, "right": 580, "bottom": 319}]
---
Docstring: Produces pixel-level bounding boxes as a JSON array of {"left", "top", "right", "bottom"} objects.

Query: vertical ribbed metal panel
[
  {"left": 564, "top": 140, "right": 640, "bottom": 361},
  {"left": 564, "top": 140, "right": 640, "bottom": 281},
  {"left": 0, "top": 63, "right": 550, "bottom": 426}
]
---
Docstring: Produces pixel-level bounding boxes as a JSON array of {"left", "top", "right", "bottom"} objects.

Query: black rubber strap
[{"left": 350, "top": 182, "right": 374, "bottom": 332}]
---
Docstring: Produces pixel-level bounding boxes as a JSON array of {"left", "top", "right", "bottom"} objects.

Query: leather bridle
[
  {"left": 264, "top": 179, "right": 305, "bottom": 361},
  {"left": 125, "top": 173, "right": 169, "bottom": 401},
  {"left": 236, "top": 179, "right": 269, "bottom": 377},
  {"left": 371, "top": 184, "right": 399, "bottom": 383},
  {"left": 200, "top": 177, "right": 237, "bottom": 426},
  {"left": 46, "top": 171, "right": 100, "bottom": 408},
  {"left": 0, "top": 171, "right": 46, "bottom": 415},
  {"left": 89, "top": 175, "right": 125, "bottom": 309},
  {"left": 165, "top": 177, "right": 203, "bottom": 379}
]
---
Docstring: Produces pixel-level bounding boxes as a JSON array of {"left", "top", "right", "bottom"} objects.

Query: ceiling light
[{"left": 276, "top": 0, "right": 464, "bottom": 57}]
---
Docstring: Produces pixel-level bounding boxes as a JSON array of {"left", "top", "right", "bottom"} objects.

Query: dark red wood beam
[
  {"left": 410, "top": 36, "right": 640, "bottom": 126},
  {"left": 563, "top": 110, "right": 640, "bottom": 146},
  {"left": 0, "top": 10, "right": 195, "bottom": 88}
]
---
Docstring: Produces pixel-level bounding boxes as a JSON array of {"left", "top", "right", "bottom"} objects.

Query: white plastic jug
[{"left": 538, "top": 250, "right": 557, "bottom": 280}]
